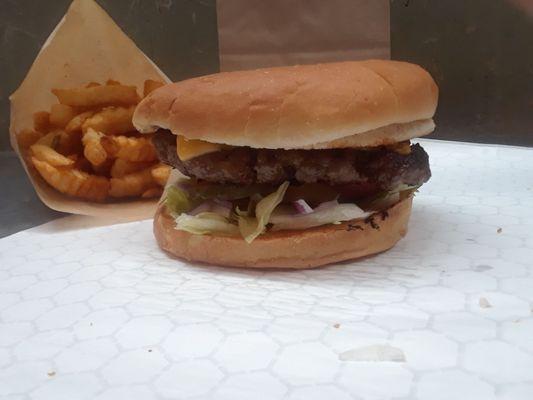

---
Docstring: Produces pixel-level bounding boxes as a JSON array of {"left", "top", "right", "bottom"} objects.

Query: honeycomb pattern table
[{"left": 1, "top": 139, "right": 532, "bottom": 400}]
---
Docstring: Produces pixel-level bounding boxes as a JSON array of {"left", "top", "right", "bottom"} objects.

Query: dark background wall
[
  {"left": 1, "top": 0, "right": 532, "bottom": 150},
  {"left": 0, "top": 0, "right": 220, "bottom": 151},
  {"left": 391, "top": 0, "right": 533, "bottom": 147}
]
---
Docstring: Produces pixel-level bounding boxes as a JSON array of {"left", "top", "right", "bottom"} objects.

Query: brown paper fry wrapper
[
  {"left": 9, "top": 0, "right": 170, "bottom": 219},
  {"left": 217, "top": 0, "right": 389, "bottom": 71}
]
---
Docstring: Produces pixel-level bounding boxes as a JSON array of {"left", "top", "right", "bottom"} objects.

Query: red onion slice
[
  {"left": 270, "top": 203, "right": 371, "bottom": 231},
  {"left": 293, "top": 199, "right": 313, "bottom": 214},
  {"left": 189, "top": 202, "right": 212, "bottom": 216}
]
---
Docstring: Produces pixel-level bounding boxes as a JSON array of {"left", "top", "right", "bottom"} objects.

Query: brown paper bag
[
  {"left": 217, "top": 0, "right": 389, "bottom": 71},
  {"left": 9, "top": 0, "right": 170, "bottom": 219}
]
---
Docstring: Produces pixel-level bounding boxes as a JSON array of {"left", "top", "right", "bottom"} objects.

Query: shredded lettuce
[
  {"left": 366, "top": 192, "right": 400, "bottom": 211},
  {"left": 359, "top": 184, "right": 420, "bottom": 211},
  {"left": 175, "top": 212, "right": 239, "bottom": 236},
  {"left": 270, "top": 201, "right": 370, "bottom": 231},
  {"left": 165, "top": 186, "right": 192, "bottom": 217},
  {"left": 238, "top": 181, "right": 289, "bottom": 243},
  {"left": 166, "top": 179, "right": 412, "bottom": 241}
]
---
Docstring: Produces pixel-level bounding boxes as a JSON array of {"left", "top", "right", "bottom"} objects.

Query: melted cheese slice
[
  {"left": 386, "top": 140, "right": 411, "bottom": 155},
  {"left": 175, "top": 136, "right": 411, "bottom": 161},
  {"left": 177, "top": 136, "right": 224, "bottom": 161}
]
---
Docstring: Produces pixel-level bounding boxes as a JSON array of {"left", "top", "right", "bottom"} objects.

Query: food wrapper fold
[{"left": 9, "top": 0, "right": 170, "bottom": 218}]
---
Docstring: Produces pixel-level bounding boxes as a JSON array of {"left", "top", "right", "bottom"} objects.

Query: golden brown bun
[
  {"left": 304, "top": 119, "right": 435, "bottom": 149},
  {"left": 133, "top": 60, "right": 438, "bottom": 149},
  {"left": 153, "top": 196, "right": 413, "bottom": 269}
]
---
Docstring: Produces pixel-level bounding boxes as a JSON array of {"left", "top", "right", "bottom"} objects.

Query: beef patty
[{"left": 153, "top": 130, "right": 431, "bottom": 192}]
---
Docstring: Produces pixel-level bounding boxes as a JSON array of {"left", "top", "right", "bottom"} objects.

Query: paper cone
[{"left": 9, "top": 0, "right": 170, "bottom": 218}]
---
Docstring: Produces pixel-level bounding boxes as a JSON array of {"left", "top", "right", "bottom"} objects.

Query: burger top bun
[{"left": 133, "top": 60, "right": 438, "bottom": 149}]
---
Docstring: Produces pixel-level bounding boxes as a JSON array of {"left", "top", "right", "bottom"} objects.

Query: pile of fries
[{"left": 16, "top": 79, "right": 170, "bottom": 202}]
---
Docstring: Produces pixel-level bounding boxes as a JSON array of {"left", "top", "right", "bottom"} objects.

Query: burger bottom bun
[{"left": 154, "top": 196, "right": 413, "bottom": 269}]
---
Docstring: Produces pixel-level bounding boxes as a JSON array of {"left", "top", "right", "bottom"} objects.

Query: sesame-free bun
[
  {"left": 133, "top": 60, "right": 438, "bottom": 149},
  {"left": 153, "top": 196, "right": 413, "bottom": 269}
]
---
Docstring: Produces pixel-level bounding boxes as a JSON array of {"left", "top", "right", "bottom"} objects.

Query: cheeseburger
[{"left": 133, "top": 60, "right": 438, "bottom": 268}]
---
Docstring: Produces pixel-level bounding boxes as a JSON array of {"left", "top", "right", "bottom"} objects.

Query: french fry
[
  {"left": 141, "top": 187, "right": 163, "bottom": 198},
  {"left": 30, "top": 144, "right": 74, "bottom": 167},
  {"left": 82, "top": 106, "right": 135, "bottom": 135},
  {"left": 110, "top": 159, "right": 154, "bottom": 178},
  {"left": 76, "top": 177, "right": 110, "bottom": 202},
  {"left": 82, "top": 128, "right": 107, "bottom": 167},
  {"left": 101, "top": 135, "right": 157, "bottom": 162},
  {"left": 40, "top": 129, "right": 81, "bottom": 157},
  {"left": 33, "top": 111, "right": 50, "bottom": 133},
  {"left": 151, "top": 164, "right": 171, "bottom": 186},
  {"left": 52, "top": 85, "right": 139, "bottom": 107},
  {"left": 36, "top": 131, "right": 61, "bottom": 148},
  {"left": 56, "top": 131, "right": 83, "bottom": 156},
  {"left": 25, "top": 79, "right": 163, "bottom": 202},
  {"left": 72, "top": 156, "right": 93, "bottom": 174},
  {"left": 109, "top": 169, "right": 156, "bottom": 198},
  {"left": 92, "top": 159, "right": 113, "bottom": 176},
  {"left": 16, "top": 129, "right": 43, "bottom": 150},
  {"left": 65, "top": 111, "right": 94, "bottom": 133},
  {"left": 143, "top": 79, "right": 165, "bottom": 97},
  {"left": 49, "top": 104, "right": 77, "bottom": 128},
  {"left": 32, "top": 157, "right": 109, "bottom": 202}
]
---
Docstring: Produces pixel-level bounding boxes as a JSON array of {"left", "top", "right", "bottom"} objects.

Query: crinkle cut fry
[
  {"left": 32, "top": 157, "right": 109, "bottom": 202},
  {"left": 102, "top": 135, "right": 157, "bottom": 162}
]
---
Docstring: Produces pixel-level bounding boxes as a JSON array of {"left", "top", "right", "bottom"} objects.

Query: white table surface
[{"left": 1, "top": 139, "right": 532, "bottom": 400}]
